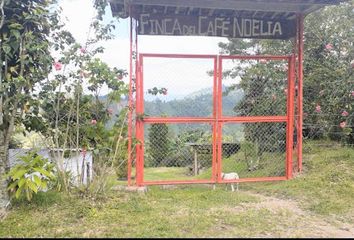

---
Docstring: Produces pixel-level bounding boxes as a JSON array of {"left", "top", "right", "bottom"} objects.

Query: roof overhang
[
  {"left": 108, "top": 0, "right": 346, "bottom": 39},
  {"left": 109, "top": 0, "right": 345, "bottom": 19}
]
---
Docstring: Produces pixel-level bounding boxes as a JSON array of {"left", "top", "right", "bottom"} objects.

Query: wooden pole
[
  {"left": 297, "top": 14, "right": 304, "bottom": 173},
  {"left": 194, "top": 150, "right": 198, "bottom": 176}
]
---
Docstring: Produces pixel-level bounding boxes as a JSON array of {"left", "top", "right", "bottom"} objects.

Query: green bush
[
  {"left": 240, "top": 141, "right": 259, "bottom": 170},
  {"left": 6, "top": 151, "right": 56, "bottom": 201},
  {"left": 147, "top": 123, "right": 170, "bottom": 167}
]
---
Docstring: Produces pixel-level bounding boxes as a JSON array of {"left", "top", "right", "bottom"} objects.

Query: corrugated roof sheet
[{"left": 109, "top": 0, "right": 346, "bottom": 19}]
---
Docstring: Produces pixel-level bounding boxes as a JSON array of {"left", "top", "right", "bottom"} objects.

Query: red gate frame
[
  {"left": 126, "top": 14, "right": 305, "bottom": 187},
  {"left": 134, "top": 53, "right": 295, "bottom": 186},
  {"left": 218, "top": 55, "right": 296, "bottom": 184},
  {"left": 136, "top": 54, "right": 218, "bottom": 186}
]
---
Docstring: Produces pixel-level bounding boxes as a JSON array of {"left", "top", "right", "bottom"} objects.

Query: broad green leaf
[
  {"left": 2, "top": 44, "right": 11, "bottom": 55},
  {"left": 12, "top": 169, "right": 27, "bottom": 180},
  {"left": 10, "top": 29, "right": 21, "bottom": 39},
  {"left": 33, "top": 168, "right": 51, "bottom": 177},
  {"left": 15, "top": 187, "right": 23, "bottom": 199},
  {"left": 9, "top": 23, "right": 23, "bottom": 30},
  {"left": 33, "top": 175, "right": 42, "bottom": 186},
  {"left": 26, "top": 189, "right": 32, "bottom": 201},
  {"left": 40, "top": 181, "right": 47, "bottom": 190},
  {"left": 18, "top": 178, "right": 26, "bottom": 188},
  {"left": 26, "top": 180, "right": 38, "bottom": 194}
]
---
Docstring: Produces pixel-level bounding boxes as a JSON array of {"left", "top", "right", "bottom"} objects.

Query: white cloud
[
  {"left": 59, "top": 0, "right": 228, "bottom": 97},
  {"left": 139, "top": 35, "right": 226, "bottom": 54},
  {"left": 59, "top": 0, "right": 96, "bottom": 44},
  {"left": 138, "top": 36, "right": 227, "bottom": 100}
]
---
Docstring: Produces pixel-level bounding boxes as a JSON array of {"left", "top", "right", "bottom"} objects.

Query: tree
[
  {"left": 301, "top": 1, "right": 354, "bottom": 143},
  {"left": 147, "top": 123, "right": 170, "bottom": 167},
  {"left": 218, "top": 44, "right": 289, "bottom": 165},
  {"left": 0, "top": 0, "right": 70, "bottom": 210},
  {"left": 0, "top": 0, "right": 129, "bottom": 205},
  {"left": 218, "top": 1, "right": 354, "bottom": 147},
  {"left": 36, "top": 2, "right": 128, "bottom": 187}
]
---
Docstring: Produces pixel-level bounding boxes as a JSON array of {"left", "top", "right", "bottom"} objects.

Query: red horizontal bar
[
  {"left": 143, "top": 117, "right": 215, "bottom": 123},
  {"left": 220, "top": 116, "right": 287, "bottom": 123},
  {"left": 140, "top": 177, "right": 286, "bottom": 185},
  {"left": 142, "top": 180, "right": 214, "bottom": 185},
  {"left": 140, "top": 53, "right": 217, "bottom": 59},
  {"left": 143, "top": 116, "right": 287, "bottom": 123},
  {"left": 219, "top": 176, "right": 287, "bottom": 183},
  {"left": 220, "top": 55, "right": 291, "bottom": 60}
]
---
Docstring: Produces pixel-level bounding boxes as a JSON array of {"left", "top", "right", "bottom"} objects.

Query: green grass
[
  {"left": 1, "top": 140, "right": 353, "bottom": 237},
  {"left": 198, "top": 150, "right": 286, "bottom": 179},
  {"left": 242, "top": 140, "right": 354, "bottom": 217},
  {"left": 144, "top": 148, "right": 286, "bottom": 182},
  {"left": 144, "top": 167, "right": 195, "bottom": 181},
  {"left": 0, "top": 187, "right": 263, "bottom": 237}
]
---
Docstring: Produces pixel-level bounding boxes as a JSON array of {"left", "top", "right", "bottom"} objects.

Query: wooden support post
[
  {"left": 194, "top": 150, "right": 198, "bottom": 176},
  {"left": 297, "top": 14, "right": 304, "bottom": 173}
]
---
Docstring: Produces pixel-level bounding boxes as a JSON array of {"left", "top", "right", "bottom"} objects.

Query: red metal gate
[{"left": 134, "top": 53, "right": 295, "bottom": 186}]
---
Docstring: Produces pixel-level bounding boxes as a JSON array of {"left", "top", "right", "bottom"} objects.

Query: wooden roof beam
[
  {"left": 301, "top": 4, "right": 326, "bottom": 14},
  {"left": 187, "top": 7, "right": 194, "bottom": 15},
  {"left": 126, "top": 0, "right": 340, "bottom": 13}
]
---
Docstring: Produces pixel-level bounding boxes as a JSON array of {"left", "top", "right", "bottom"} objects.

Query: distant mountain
[
  {"left": 143, "top": 86, "right": 244, "bottom": 140},
  {"left": 98, "top": 95, "right": 128, "bottom": 129},
  {"left": 144, "top": 85, "right": 243, "bottom": 118},
  {"left": 184, "top": 86, "right": 213, "bottom": 99},
  {"left": 100, "top": 86, "right": 244, "bottom": 138}
]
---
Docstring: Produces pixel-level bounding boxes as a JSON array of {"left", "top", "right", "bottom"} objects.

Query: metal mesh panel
[
  {"left": 142, "top": 57, "right": 215, "bottom": 117},
  {"left": 221, "top": 58, "right": 288, "bottom": 117},
  {"left": 221, "top": 122, "right": 286, "bottom": 178},
  {"left": 143, "top": 122, "right": 213, "bottom": 181},
  {"left": 136, "top": 54, "right": 293, "bottom": 185}
]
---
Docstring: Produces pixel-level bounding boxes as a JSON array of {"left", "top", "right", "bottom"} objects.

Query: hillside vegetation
[{"left": 1, "top": 141, "right": 353, "bottom": 238}]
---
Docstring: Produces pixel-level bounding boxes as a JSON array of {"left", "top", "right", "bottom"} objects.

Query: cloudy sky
[{"left": 59, "top": 0, "right": 229, "bottom": 98}]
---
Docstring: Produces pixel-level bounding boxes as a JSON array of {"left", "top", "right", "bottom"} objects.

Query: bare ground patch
[{"left": 238, "top": 191, "right": 354, "bottom": 238}]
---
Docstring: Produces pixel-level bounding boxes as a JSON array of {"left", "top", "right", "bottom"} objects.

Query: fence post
[
  {"left": 135, "top": 55, "right": 144, "bottom": 186},
  {"left": 297, "top": 14, "right": 304, "bottom": 173},
  {"left": 286, "top": 55, "right": 296, "bottom": 179}
]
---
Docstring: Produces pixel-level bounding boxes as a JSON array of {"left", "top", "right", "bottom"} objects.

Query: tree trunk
[
  {"left": 76, "top": 83, "right": 81, "bottom": 185},
  {"left": 0, "top": 0, "right": 8, "bottom": 210},
  {"left": 0, "top": 130, "right": 9, "bottom": 209},
  {"left": 0, "top": 32, "right": 24, "bottom": 210}
]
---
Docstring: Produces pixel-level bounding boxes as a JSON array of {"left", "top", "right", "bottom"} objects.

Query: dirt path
[{"left": 242, "top": 191, "right": 354, "bottom": 238}]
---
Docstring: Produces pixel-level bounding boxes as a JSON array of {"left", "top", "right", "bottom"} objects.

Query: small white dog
[{"left": 213, "top": 172, "right": 240, "bottom": 192}]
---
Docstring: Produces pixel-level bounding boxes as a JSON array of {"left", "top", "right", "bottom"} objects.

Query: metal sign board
[{"left": 138, "top": 14, "right": 297, "bottom": 39}]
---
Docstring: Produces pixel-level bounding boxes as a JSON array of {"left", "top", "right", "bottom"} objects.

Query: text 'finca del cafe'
[{"left": 138, "top": 13, "right": 296, "bottom": 39}]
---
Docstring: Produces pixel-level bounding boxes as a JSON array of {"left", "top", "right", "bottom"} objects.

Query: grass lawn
[
  {"left": 144, "top": 146, "right": 286, "bottom": 182},
  {"left": 0, "top": 140, "right": 353, "bottom": 237},
  {"left": 243, "top": 140, "right": 354, "bottom": 217},
  {"left": 144, "top": 167, "right": 197, "bottom": 181}
]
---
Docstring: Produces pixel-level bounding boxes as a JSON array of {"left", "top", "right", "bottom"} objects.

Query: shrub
[
  {"left": 6, "top": 151, "right": 56, "bottom": 201},
  {"left": 240, "top": 141, "right": 259, "bottom": 171},
  {"left": 148, "top": 123, "right": 170, "bottom": 167}
]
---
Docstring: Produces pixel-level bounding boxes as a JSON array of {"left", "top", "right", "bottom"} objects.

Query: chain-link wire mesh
[
  {"left": 220, "top": 57, "right": 289, "bottom": 179},
  {"left": 221, "top": 122, "right": 287, "bottom": 179},
  {"left": 134, "top": 51, "right": 353, "bottom": 184},
  {"left": 293, "top": 55, "right": 354, "bottom": 173},
  {"left": 299, "top": 112, "right": 354, "bottom": 172},
  {"left": 221, "top": 58, "right": 289, "bottom": 117},
  {"left": 142, "top": 56, "right": 215, "bottom": 117},
  {"left": 137, "top": 55, "right": 294, "bottom": 183},
  {"left": 143, "top": 123, "right": 213, "bottom": 181}
]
